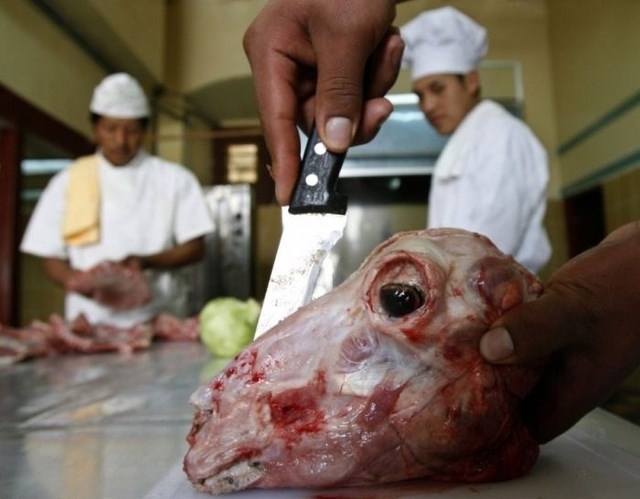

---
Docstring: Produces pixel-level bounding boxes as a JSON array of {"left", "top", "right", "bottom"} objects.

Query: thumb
[
  {"left": 479, "top": 289, "right": 584, "bottom": 364},
  {"left": 481, "top": 220, "right": 640, "bottom": 365},
  {"left": 314, "top": 32, "right": 404, "bottom": 151},
  {"left": 312, "top": 17, "right": 399, "bottom": 151},
  {"left": 313, "top": 49, "right": 365, "bottom": 152}
]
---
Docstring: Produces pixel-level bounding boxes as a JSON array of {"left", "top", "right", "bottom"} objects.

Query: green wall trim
[
  {"left": 558, "top": 90, "right": 640, "bottom": 156},
  {"left": 562, "top": 148, "right": 640, "bottom": 197}
]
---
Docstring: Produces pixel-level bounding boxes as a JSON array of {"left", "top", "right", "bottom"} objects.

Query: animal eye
[{"left": 379, "top": 283, "right": 425, "bottom": 318}]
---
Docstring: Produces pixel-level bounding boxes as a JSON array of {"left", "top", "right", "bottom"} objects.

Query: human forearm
[
  {"left": 243, "top": 0, "right": 404, "bottom": 205},
  {"left": 135, "top": 236, "right": 206, "bottom": 270},
  {"left": 42, "top": 257, "right": 76, "bottom": 288},
  {"left": 480, "top": 221, "right": 640, "bottom": 442},
  {"left": 44, "top": 257, "right": 97, "bottom": 298}
]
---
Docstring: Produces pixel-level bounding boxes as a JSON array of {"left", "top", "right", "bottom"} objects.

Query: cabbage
[{"left": 199, "top": 297, "right": 261, "bottom": 357}]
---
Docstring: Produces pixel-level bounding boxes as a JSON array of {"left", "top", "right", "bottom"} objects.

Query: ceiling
[
  {"left": 29, "top": 0, "right": 260, "bottom": 127},
  {"left": 185, "top": 76, "right": 260, "bottom": 128}
]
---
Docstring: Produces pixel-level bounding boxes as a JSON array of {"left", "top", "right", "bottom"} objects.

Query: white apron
[
  {"left": 21, "top": 151, "right": 214, "bottom": 326},
  {"left": 428, "top": 100, "right": 551, "bottom": 273}
]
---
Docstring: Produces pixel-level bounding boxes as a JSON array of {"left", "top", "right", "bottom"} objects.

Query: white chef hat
[
  {"left": 400, "top": 6, "right": 488, "bottom": 81},
  {"left": 89, "top": 73, "right": 149, "bottom": 119}
]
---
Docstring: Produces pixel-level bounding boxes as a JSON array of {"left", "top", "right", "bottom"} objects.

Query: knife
[{"left": 254, "top": 127, "right": 348, "bottom": 337}]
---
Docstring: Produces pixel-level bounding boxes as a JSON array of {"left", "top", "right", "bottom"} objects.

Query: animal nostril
[{"left": 379, "top": 283, "right": 425, "bottom": 318}]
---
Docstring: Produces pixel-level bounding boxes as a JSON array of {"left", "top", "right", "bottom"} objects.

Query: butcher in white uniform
[
  {"left": 21, "top": 73, "right": 214, "bottom": 327},
  {"left": 401, "top": 7, "right": 551, "bottom": 273}
]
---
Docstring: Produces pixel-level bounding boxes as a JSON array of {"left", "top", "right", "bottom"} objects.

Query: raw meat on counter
[
  {"left": 0, "top": 318, "right": 61, "bottom": 364},
  {"left": 154, "top": 313, "right": 200, "bottom": 342},
  {"left": 49, "top": 314, "right": 154, "bottom": 354},
  {"left": 0, "top": 312, "right": 199, "bottom": 366},
  {"left": 184, "top": 228, "right": 544, "bottom": 494}
]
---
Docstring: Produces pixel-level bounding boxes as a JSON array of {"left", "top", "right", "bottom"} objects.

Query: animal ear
[{"left": 472, "top": 256, "right": 541, "bottom": 323}]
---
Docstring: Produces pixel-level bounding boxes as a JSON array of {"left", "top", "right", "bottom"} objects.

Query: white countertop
[
  {"left": 1, "top": 342, "right": 639, "bottom": 499},
  {"left": 0, "top": 342, "right": 215, "bottom": 499},
  {"left": 147, "top": 409, "right": 640, "bottom": 499},
  {"left": 574, "top": 407, "right": 640, "bottom": 458}
]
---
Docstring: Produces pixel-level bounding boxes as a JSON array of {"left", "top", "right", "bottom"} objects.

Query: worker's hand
[
  {"left": 480, "top": 221, "right": 640, "bottom": 442},
  {"left": 67, "top": 261, "right": 152, "bottom": 311},
  {"left": 65, "top": 269, "right": 97, "bottom": 298},
  {"left": 121, "top": 255, "right": 145, "bottom": 270},
  {"left": 243, "top": 0, "right": 404, "bottom": 204}
]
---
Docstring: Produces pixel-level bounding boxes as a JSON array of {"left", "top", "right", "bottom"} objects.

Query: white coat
[
  {"left": 428, "top": 100, "right": 551, "bottom": 273},
  {"left": 21, "top": 150, "right": 215, "bottom": 327}
]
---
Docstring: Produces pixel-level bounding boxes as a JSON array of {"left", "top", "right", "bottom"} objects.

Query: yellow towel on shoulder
[{"left": 63, "top": 155, "right": 100, "bottom": 245}]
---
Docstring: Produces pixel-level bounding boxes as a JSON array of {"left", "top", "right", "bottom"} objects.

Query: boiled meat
[{"left": 184, "top": 228, "right": 544, "bottom": 494}]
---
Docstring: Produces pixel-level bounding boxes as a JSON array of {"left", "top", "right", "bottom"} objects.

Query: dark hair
[
  {"left": 455, "top": 73, "right": 481, "bottom": 99},
  {"left": 90, "top": 112, "right": 149, "bottom": 130}
]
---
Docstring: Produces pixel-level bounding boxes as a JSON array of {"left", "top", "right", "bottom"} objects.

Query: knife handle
[{"left": 289, "top": 126, "right": 347, "bottom": 215}]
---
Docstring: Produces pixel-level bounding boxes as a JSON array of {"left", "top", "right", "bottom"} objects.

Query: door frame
[{"left": 0, "top": 83, "right": 93, "bottom": 325}]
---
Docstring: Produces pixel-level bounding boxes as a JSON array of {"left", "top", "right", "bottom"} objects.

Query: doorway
[
  {"left": 564, "top": 185, "right": 606, "bottom": 258},
  {"left": 0, "top": 83, "right": 92, "bottom": 326}
]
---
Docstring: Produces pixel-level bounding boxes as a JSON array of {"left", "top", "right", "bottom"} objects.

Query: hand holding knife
[{"left": 254, "top": 127, "right": 348, "bottom": 337}]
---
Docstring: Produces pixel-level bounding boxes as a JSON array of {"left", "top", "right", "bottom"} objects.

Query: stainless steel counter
[
  {"left": 2, "top": 343, "right": 640, "bottom": 499},
  {"left": 0, "top": 342, "right": 228, "bottom": 499}
]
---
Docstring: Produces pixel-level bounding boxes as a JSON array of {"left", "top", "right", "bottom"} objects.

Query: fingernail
[
  {"left": 275, "top": 185, "right": 287, "bottom": 206},
  {"left": 390, "top": 37, "right": 405, "bottom": 69},
  {"left": 377, "top": 106, "right": 393, "bottom": 128},
  {"left": 480, "top": 327, "right": 514, "bottom": 362},
  {"left": 325, "top": 117, "right": 353, "bottom": 150}
]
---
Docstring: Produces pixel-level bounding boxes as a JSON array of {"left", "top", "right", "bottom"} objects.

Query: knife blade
[{"left": 254, "top": 127, "right": 347, "bottom": 337}]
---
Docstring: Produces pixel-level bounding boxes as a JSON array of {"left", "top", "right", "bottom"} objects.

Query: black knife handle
[{"left": 289, "top": 126, "right": 347, "bottom": 215}]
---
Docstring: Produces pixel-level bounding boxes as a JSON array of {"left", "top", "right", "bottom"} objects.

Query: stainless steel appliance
[
  {"left": 191, "top": 184, "right": 254, "bottom": 312},
  {"left": 312, "top": 94, "right": 445, "bottom": 290},
  {"left": 305, "top": 92, "right": 522, "bottom": 292}
]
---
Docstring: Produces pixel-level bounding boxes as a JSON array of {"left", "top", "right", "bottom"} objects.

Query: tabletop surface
[
  {"left": 1, "top": 342, "right": 640, "bottom": 499},
  {"left": 0, "top": 342, "right": 223, "bottom": 499}
]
